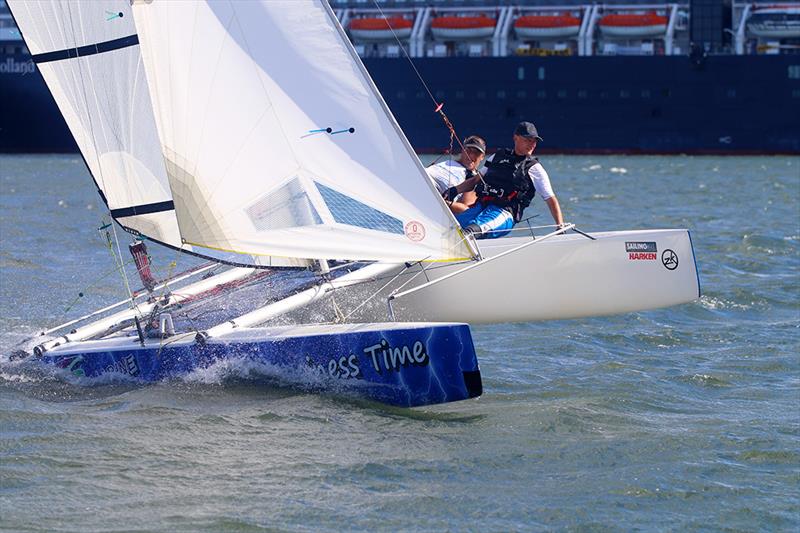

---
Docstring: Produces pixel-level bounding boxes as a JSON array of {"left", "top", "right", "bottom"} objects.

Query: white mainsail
[{"left": 131, "top": 0, "right": 472, "bottom": 264}]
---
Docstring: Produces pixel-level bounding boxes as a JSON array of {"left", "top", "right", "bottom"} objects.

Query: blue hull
[{"left": 39, "top": 323, "right": 482, "bottom": 408}]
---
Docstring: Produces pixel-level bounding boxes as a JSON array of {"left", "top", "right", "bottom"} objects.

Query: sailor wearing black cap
[
  {"left": 425, "top": 135, "right": 486, "bottom": 214},
  {"left": 455, "top": 121, "right": 564, "bottom": 239}
]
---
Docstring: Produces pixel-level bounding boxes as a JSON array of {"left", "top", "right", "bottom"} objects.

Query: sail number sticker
[
  {"left": 626, "top": 241, "right": 657, "bottom": 261},
  {"left": 404, "top": 221, "right": 426, "bottom": 242}
]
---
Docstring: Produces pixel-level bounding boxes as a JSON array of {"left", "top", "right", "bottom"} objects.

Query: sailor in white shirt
[
  {"left": 456, "top": 122, "right": 564, "bottom": 239},
  {"left": 425, "top": 135, "right": 486, "bottom": 214}
]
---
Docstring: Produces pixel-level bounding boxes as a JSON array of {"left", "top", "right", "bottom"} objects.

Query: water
[{"left": 1, "top": 154, "right": 798, "bottom": 531}]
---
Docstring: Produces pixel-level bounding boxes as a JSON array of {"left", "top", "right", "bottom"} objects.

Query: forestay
[{"left": 131, "top": 0, "right": 472, "bottom": 264}]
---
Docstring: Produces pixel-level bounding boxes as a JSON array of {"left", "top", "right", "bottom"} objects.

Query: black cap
[
  {"left": 514, "top": 121, "right": 543, "bottom": 142},
  {"left": 463, "top": 135, "right": 486, "bottom": 154}
]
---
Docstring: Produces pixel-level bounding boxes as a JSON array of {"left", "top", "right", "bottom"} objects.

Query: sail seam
[{"left": 31, "top": 34, "right": 139, "bottom": 64}]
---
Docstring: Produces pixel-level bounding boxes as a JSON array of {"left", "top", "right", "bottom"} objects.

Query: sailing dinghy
[{"left": 7, "top": 0, "right": 699, "bottom": 407}]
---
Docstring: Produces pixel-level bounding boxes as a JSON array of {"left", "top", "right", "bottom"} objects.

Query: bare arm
[
  {"left": 459, "top": 189, "right": 477, "bottom": 208},
  {"left": 443, "top": 174, "right": 482, "bottom": 212},
  {"left": 454, "top": 174, "right": 482, "bottom": 195},
  {"left": 545, "top": 196, "right": 564, "bottom": 227},
  {"left": 447, "top": 200, "right": 472, "bottom": 213}
]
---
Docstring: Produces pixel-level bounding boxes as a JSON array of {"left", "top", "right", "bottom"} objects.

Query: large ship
[{"left": 1, "top": 0, "right": 798, "bottom": 154}]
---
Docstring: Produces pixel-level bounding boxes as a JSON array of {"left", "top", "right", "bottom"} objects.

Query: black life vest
[{"left": 479, "top": 148, "right": 538, "bottom": 223}]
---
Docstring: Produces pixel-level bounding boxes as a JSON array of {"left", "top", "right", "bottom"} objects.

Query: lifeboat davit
[
  {"left": 599, "top": 13, "right": 668, "bottom": 37},
  {"left": 514, "top": 15, "right": 582, "bottom": 39},
  {"left": 349, "top": 17, "right": 413, "bottom": 41},
  {"left": 747, "top": 6, "right": 800, "bottom": 38},
  {"left": 431, "top": 16, "right": 496, "bottom": 40}
]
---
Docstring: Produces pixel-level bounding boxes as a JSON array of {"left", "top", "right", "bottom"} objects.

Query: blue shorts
[{"left": 455, "top": 204, "right": 514, "bottom": 239}]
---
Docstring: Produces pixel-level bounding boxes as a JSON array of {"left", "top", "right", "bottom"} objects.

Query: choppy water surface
[{"left": 1, "top": 154, "right": 798, "bottom": 531}]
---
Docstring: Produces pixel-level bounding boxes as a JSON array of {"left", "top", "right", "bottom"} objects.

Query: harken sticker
[
  {"left": 626, "top": 241, "right": 658, "bottom": 260},
  {"left": 404, "top": 221, "right": 425, "bottom": 242},
  {"left": 662, "top": 249, "right": 679, "bottom": 270}
]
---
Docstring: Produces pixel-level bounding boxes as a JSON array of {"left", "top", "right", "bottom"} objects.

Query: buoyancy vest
[{"left": 478, "top": 148, "right": 538, "bottom": 223}]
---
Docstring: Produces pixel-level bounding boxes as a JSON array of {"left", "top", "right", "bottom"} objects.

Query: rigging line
[
  {"left": 369, "top": 1, "right": 475, "bottom": 163},
  {"left": 52, "top": 256, "right": 136, "bottom": 326},
  {"left": 370, "top": 2, "right": 437, "bottom": 109},
  {"left": 386, "top": 262, "right": 431, "bottom": 297},
  {"left": 110, "top": 212, "right": 135, "bottom": 307},
  {"left": 63, "top": 6, "right": 136, "bottom": 307},
  {"left": 337, "top": 263, "right": 413, "bottom": 322},
  {"left": 151, "top": 242, "right": 184, "bottom": 304}
]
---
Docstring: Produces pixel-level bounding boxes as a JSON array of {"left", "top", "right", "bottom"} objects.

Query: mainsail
[
  {"left": 8, "top": 0, "right": 308, "bottom": 268},
  {"left": 131, "top": 0, "right": 472, "bottom": 263}
]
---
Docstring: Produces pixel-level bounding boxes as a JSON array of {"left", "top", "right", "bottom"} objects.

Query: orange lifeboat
[
  {"left": 514, "top": 15, "right": 582, "bottom": 39},
  {"left": 349, "top": 17, "right": 413, "bottom": 41},
  {"left": 599, "top": 13, "right": 668, "bottom": 37},
  {"left": 431, "top": 15, "right": 496, "bottom": 40}
]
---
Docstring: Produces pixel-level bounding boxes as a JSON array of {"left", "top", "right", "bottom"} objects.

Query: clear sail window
[{"left": 316, "top": 183, "right": 403, "bottom": 235}]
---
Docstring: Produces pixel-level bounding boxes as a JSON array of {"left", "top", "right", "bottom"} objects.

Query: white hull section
[
  {"left": 748, "top": 25, "right": 800, "bottom": 38},
  {"left": 350, "top": 28, "right": 412, "bottom": 41},
  {"left": 388, "top": 229, "right": 700, "bottom": 324},
  {"left": 431, "top": 27, "right": 495, "bottom": 40},
  {"left": 600, "top": 25, "right": 667, "bottom": 37},
  {"left": 29, "top": 228, "right": 699, "bottom": 359},
  {"left": 515, "top": 26, "right": 580, "bottom": 39}
]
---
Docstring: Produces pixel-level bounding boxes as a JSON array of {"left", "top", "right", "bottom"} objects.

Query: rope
[
  {"left": 369, "top": 2, "right": 476, "bottom": 166},
  {"left": 98, "top": 221, "right": 137, "bottom": 312},
  {"left": 55, "top": 257, "right": 137, "bottom": 322},
  {"left": 335, "top": 263, "right": 413, "bottom": 322},
  {"left": 110, "top": 222, "right": 136, "bottom": 304}
]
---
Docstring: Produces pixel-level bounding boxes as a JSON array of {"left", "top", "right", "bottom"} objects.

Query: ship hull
[
  {"left": 365, "top": 55, "right": 800, "bottom": 154},
  {"left": 1, "top": 54, "right": 798, "bottom": 154}
]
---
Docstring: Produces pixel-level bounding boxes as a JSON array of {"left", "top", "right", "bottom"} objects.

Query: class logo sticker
[
  {"left": 404, "top": 220, "right": 425, "bottom": 242},
  {"left": 626, "top": 241, "right": 657, "bottom": 261},
  {"left": 662, "top": 249, "right": 679, "bottom": 270}
]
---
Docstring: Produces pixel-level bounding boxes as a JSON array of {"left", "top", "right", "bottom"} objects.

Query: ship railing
[
  {"left": 665, "top": 3, "right": 680, "bottom": 55},
  {"left": 587, "top": 3, "right": 689, "bottom": 57},
  {"left": 416, "top": 5, "right": 509, "bottom": 59},
  {"left": 340, "top": 6, "right": 427, "bottom": 58},
  {"left": 340, "top": 2, "right": 691, "bottom": 58},
  {"left": 734, "top": 2, "right": 752, "bottom": 54},
  {"left": 584, "top": 4, "right": 600, "bottom": 55},
  {"left": 501, "top": 4, "right": 593, "bottom": 57}
]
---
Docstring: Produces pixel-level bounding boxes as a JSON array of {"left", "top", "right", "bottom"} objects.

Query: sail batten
[
  {"left": 31, "top": 34, "right": 140, "bottom": 64},
  {"left": 132, "top": 0, "right": 472, "bottom": 263}
]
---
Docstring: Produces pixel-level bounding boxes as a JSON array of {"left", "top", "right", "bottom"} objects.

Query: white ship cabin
[
  {"left": 733, "top": 1, "right": 800, "bottom": 55},
  {"left": 335, "top": 1, "right": 692, "bottom": 58}
]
